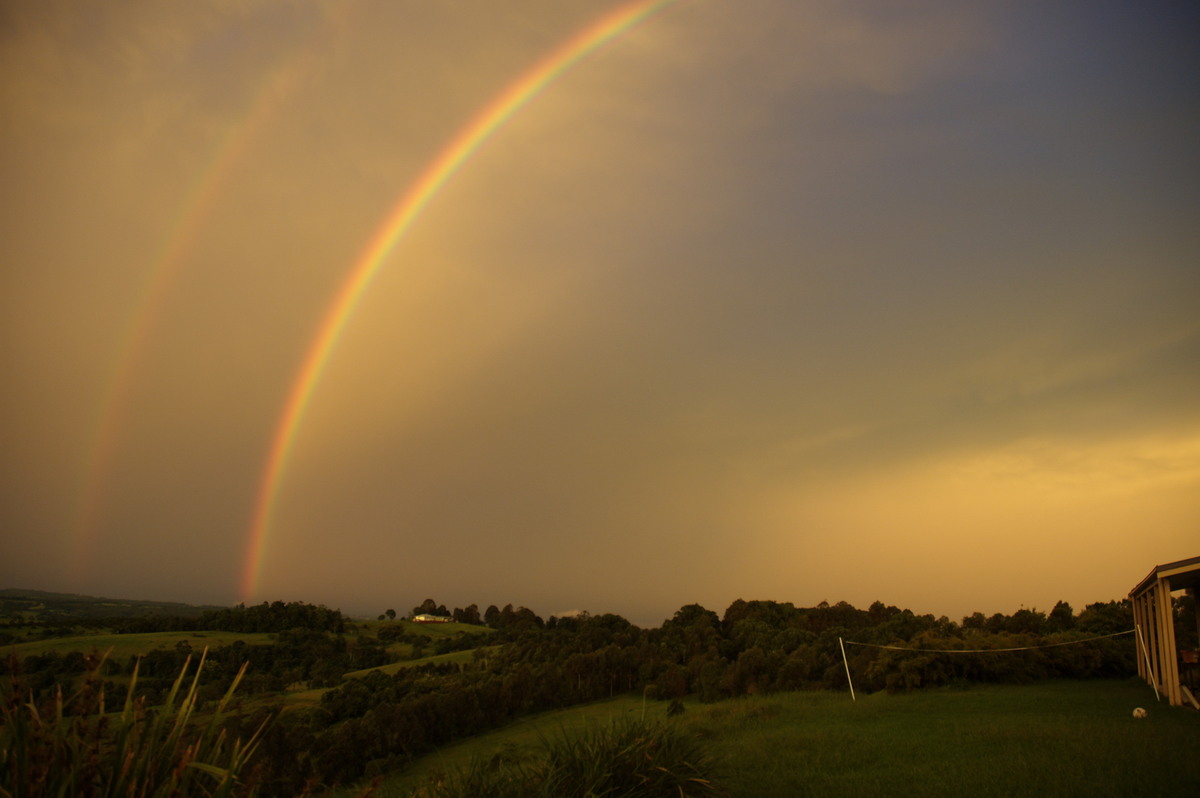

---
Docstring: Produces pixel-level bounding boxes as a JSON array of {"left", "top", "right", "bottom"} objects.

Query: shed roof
[{"left": 1129, "top": 554, "right": 1200, "bottom": 598}]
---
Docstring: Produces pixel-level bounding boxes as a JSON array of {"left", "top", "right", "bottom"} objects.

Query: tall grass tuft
[
  {"left": 0, "top": 649, "right": 267, "bottom": 797},
  {"left": 411, "top": 717, "right": 724, "bottom": 797}
]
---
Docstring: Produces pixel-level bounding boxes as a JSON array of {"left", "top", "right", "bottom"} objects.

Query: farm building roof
[{"left": 1128, "top": 554, "right": 1200, "bottom": 598}]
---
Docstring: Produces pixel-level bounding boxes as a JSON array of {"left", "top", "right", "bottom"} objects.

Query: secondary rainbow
[
  {"left": 241, "top": 0, "right": 678, "bottom": 601},
  {"left": 69, "top": 58, "right": 310, "bottom": 583}
]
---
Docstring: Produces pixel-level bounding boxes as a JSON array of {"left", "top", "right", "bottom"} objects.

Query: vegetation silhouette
[{"left": 1, "top": 591, "right": 1180, "bottom": 796}]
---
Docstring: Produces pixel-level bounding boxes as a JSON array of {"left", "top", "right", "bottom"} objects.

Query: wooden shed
[{"left": 1129, "top": 555, "right": 1200, "bottom": 708}]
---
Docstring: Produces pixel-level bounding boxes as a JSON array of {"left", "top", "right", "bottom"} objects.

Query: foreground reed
[{"left": 1, "top": 649, "right": 266, "bottom": 797}]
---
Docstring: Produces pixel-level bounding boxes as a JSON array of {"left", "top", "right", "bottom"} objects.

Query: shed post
[{"left": 1129, "top": 556, "right": 1200, "bottom": 708}]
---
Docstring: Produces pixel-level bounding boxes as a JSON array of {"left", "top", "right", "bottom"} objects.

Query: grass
[
  {"left": 409, "top": 717, "right": 722, "bottom": 798},
  {"left": 687, "top": 679, "right": 1199, "bottom": 797},
  {"left": 341, "top": 648, "right": 493, "bottom": 681},
  {"left": 277, "top": 647, "right": 496, "bottom": 710},
  {"left": 356, "top": 620, "right": 491, "bottom": 640},
  {"left": 329, "top": 696, "right": 652, "bottom": 797},
  {"left": 3, "top": 631, "right": 276, "bottom": 662},
  {"left": 0, "top": 650, "right": 265, "bottom": 796},
  {"left": 337, "top": 679, "right": 1199, "bottom": 797}
]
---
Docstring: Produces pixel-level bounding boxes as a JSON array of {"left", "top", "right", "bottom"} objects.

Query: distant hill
[{"left": 0, "top": 588, "right": 227, "bottom": 620}]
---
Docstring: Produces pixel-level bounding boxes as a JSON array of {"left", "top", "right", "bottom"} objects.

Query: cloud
[{"left": 1, "top": 2, "right": 1196, "bottom": 624}]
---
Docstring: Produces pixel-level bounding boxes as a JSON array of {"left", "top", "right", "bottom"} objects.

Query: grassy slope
[
  {"left": 330, "top": 695, "right": 652, "bottom": 797},
  {"left": 355, "top": 620, "right": 488, "bottom": 639},
  {"left": 283, "top": 649, "right": 498, "bottom": 709},
  {"left": 341, "top": 648, "right": 495, "bottom": 681},
  {"left": 4, "top": 616, "right": 489, "bottom": 659},
  {"left": 344, "top": 679, "right": 1199, "bottom": 798},
  {"left": 0, "top": 588, "right": 224, "bottom": 620},
  {"left": 3, "top": 631, "right": 277, "bottom": 661}
]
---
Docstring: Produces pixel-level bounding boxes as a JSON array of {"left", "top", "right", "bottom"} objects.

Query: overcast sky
[{"left": 2, "top": 0, "right": 1197, "bottom": 626}]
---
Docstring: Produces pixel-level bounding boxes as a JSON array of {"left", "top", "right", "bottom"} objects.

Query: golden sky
[{"left": 2, "top": 0, "right": 1197, "bottom": 625}]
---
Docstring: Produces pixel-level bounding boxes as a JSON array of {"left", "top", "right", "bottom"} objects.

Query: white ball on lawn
[{"left": 1132, "top": 707, "right": 1147, "bottom": 719}]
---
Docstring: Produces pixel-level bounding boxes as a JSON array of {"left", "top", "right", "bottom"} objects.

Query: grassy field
[
  {"left": 2, "top": 630, "right": 276, "bottom": 661},
  {"left": 330, "top": 694, "right": 652, "bottom": 797},
  {"left": 342, "top": 647, "right": 495, "bottom": 681},
  {"left": 0, "top": 588, "right": 224, "bottom": 621},
  {"left": 355, "top": 620, "right": 489, "bottom": 638},
  {"left": 341, "top": 679, "right": 1199, "bottom": 797},
  {"left": 351, "top": 620, "right": 495, "bottom": 661},
  {"left": 2, "top": 619, "right": 491, "bottom": 665},
  {"left": 691, "top": 679, "right": 1199, "bottom": 797},
  {"left": 279, "top": 647, "right": 498, "bottom": 709}
]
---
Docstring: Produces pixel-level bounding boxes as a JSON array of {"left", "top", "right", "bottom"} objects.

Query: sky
[{"left": 2, "top": 0, "right": 1197, "bottom": 628}]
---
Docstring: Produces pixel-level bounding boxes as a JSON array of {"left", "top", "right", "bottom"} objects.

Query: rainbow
[
  {"left": 240, "top": 0, "right": 679, "bottom": 601},
  {"left": 69, "top": 37, "right": 328, "bottom": 583}
]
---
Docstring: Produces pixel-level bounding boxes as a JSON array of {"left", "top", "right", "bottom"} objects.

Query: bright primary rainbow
[{"left": 240, "top": 0, "right": 678, "bottom": 601}]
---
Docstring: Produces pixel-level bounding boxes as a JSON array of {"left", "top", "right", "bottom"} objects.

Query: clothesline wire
[{"left": 841, "top": 629, "right": 1133, "bottom": 654}]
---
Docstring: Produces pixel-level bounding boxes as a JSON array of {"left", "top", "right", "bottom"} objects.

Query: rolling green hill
[
  {"left": 0, "top": 588, "right": 226, "bottom": 620},
  {"left": 3, "top": 630, "right": 276, "bottom": 661}
]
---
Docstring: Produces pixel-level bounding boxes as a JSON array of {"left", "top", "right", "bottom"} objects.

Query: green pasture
[
  {"left": 2, "top": 620, "right": 490, "bottom": 666},
  {"left": 357, "top": 620, "right": 491, "bottom": 639},
  {"left": 342, "top": 647, "right": 495, "bottom": 680},
  {"left": 281, "top": 646, "right": 497, "bottom": 709},
  {"left": 690, "top": 679, "right": 1199, "bottom": 797},
  {"left": 343, "top": 679, "right": 1199, "bottom": 797},
  {"left": 331, "top": 695, "right": 650, "bottom": 797},
  {"left": 3, "top": 631, "right": 275, "bottom": 662}
]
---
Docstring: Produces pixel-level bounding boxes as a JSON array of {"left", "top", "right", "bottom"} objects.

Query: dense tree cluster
[
  {"left": 6, "top": 600, "right": 350, "bottom": 637},
  {"left": 195, "top": 601, "right": 347, "bottom": 634}
]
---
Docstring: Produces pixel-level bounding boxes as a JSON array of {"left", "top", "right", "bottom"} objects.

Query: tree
[
  {"left": 1047, "top": 601, "right": 1074, "bottom": 633},
  {"left": 385, "top": 608, "right": 396, "bottom": 621},
  {"left": 665, "top": 604, "right": 719, "bottom": 631},
  {"left": 453, "top": 604, "right": 481, "bottom": 625},
  {"left": 413, "top": 598, "right": 439, "bottom": 617},
  {"left": 1006, "top": 608, "right": 1046, "bottom": 635},
  {"left": 962, "top": 612, "right": 987, "bottom": 631}
]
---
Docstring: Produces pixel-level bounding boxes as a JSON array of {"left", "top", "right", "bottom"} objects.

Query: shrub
[
  {"left": 412, "top": 718, "right": 724, "bottom": 797},
  {"left": 0, "top": 650, "right": 266, "bottom": 797}
]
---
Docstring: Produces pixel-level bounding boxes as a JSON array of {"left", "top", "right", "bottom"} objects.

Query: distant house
[{"left": 412, "top": 613, "right": 451, "bottom": 624}]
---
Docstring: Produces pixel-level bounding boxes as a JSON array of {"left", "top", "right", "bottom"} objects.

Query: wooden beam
[
  {"left": 1154, "top": 577, "right": 1181, "bottom": 707},
  {"left": 1192, "top": 588, "right": 1200, "bottom": 651},
  {"left": 1146, "top": 590, "right": 1161, "bottom": 687}
]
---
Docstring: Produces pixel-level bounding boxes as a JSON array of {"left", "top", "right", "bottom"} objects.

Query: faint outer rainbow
[
  {"left": 241, "top": 0, "right": 678, "bottom": 601},
  {"left": 68, "top": 58, "right": 314, "bottom": 583}
]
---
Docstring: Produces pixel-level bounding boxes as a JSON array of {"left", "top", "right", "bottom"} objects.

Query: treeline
[
  {"left": 0, "top": 600, "right": 349, "bottom": 644},
  {"left": 406, "top": 597, "right": 546, "bottom": 632},
  {"left": 240, "top": 597, "right": 1136, "bottom": 793},
  {"left": 115, "top": 600, "right": 348, "bottom": 634}
]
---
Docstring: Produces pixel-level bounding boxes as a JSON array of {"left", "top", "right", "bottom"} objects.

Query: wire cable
[{"left": 842, "top": 629, "right": 1134, "bottom": 654}]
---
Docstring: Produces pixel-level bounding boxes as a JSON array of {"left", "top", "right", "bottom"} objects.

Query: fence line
[{"left": 837, "top": 629, "right": 1135, "bottom": 701}]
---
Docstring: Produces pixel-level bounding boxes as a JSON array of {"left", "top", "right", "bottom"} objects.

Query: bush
[
  {"left": 0, "top": 650, "right": 266, "bottom": 797},
  {"left": 412, "top": 718, "right": 724, "bottom": 797}
]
